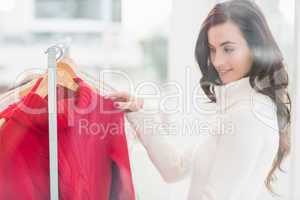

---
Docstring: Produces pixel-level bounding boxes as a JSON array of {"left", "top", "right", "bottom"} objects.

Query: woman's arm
[
  {"left": 104, "top": 91, "right": 200, "bottom": 182},
  {"left": 126, "top": 110, "right": 199, "bottom": 183}
]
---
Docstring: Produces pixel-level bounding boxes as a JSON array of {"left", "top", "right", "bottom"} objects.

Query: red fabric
[{"left": 0, "top": 78, "right": 135, "bottom": 200}]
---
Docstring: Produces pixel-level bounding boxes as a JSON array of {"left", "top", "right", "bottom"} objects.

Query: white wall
[{"left": 290, "top": 0, "right": 300, "bottom": 199}]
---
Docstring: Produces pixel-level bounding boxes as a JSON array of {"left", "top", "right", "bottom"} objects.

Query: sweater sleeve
[
  {"left": 125, "top": 110, "right": 200, "bottom": 183},
  {"left": 126, "top": 101, "right": 279, "bottom": 199}
]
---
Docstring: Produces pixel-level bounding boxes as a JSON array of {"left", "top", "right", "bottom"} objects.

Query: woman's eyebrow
[
  {"left": 220, "top": 41, "right": 236, "bottom": 46},
  {"left": 208, "top": 41, "right": 236, "bottom": 48}
]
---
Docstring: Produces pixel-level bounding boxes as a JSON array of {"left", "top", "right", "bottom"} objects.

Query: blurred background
[{"left": 0, "top": 0, "right": 299, "bottom": 199}]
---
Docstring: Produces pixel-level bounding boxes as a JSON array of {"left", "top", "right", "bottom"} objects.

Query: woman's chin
[{"left": 220, "top": 77, "right": 231, "bottom": 85}]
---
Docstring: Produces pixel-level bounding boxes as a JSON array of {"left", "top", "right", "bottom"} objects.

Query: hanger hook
[{"left": 45, "top": 45, "right": 64, "bottom": 61}]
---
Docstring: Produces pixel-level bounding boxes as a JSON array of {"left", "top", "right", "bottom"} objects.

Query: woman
[{"left": 105, "top": 0, "right": 291, "bottom": 199}]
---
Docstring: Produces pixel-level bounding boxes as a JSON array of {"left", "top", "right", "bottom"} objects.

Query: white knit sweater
[{"left": 126, "top": 76, "right": 279, "bottom": 200}]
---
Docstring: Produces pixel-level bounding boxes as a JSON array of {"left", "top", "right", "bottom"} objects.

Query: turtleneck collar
[{"left": 214, "top": 76, "right": 254, "bottom": 112}]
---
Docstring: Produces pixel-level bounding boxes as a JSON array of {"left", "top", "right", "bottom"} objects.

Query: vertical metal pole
[{"left": 47, "top": 47, "right": 59, "bottom": 200}]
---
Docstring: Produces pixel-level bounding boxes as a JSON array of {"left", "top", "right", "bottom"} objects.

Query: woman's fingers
[
  {"left": 113, "top": 98, "right": 144, "bottom": 112},
  {"left": 104, "top": 91, "right": 144, "bottom": 112},
  {"left": 113, "top": 101, "right": 138, "bottom": 112},
  {"left": 104, "top": 91, "right": 130, "bottom": 101}
]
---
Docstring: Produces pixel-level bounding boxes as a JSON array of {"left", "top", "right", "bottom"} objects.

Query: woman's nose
[{"left": 212, "top": 52, "right": 226, "bottom": 71}]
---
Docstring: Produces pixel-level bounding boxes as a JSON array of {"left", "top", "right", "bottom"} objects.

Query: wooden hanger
[
  {"left": 0, "top": 58, "right": 79, "bottom": 100},
  {"left": 0, "top": 58, "right": 115, "bottom": 110},
  {"left": 35, "top": 58, "right": 79, "bottom": 98},
  {"left": 0, "top": 118, "right": 5, "bottom": 128},
  {"left": 0, "top": 58, "right": 80, "bottom": 128},
  {"left": 0, "top": 56, "right": 118, "bottom": 128}
]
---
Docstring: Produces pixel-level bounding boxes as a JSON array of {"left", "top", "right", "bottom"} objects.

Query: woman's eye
[{"left": 224, "top": 48, "right": 234, "bottom": 53}]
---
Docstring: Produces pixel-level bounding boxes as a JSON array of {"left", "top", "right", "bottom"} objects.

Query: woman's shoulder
[
  {"left": 224, "top": 92, "right": 279, "bottom": 151},
  {"left": 228, "top": 91, "right": 279, "bottom": 133},
  {"left": 250, "top": 91, "right": 278, "bottom": 131}
]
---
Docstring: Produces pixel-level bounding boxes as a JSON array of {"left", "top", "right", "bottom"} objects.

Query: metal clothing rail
[
  {"left": 45, "top": 38, "right": 71, "bottom": 200},
  {"left": 46, "top": 46, "right": 59, "bottom": 200},
  {"left": 43, "top": 38, "right": 135, "bottom": 200}
]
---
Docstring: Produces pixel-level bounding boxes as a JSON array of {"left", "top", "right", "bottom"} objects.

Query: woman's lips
[{"left": 219, "top": 69, "right": 233, "bottom": 75}]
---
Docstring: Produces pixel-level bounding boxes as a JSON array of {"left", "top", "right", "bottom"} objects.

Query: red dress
[{"left": 0, "top": 77, "right": 135, "bottom": 200}]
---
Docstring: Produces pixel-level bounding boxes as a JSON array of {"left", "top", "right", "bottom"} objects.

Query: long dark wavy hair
[{"left": 194, "top": 0, "right": 291, "bottom": 195}]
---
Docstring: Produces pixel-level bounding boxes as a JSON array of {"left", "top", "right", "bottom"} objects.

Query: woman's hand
[{"left": 104, "top": 91, "right": 144, "bottom": 112}]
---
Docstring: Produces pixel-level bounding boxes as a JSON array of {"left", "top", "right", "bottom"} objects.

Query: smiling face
[{"left": 208, "top": 21, "right": 253, "bottom": 84}]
